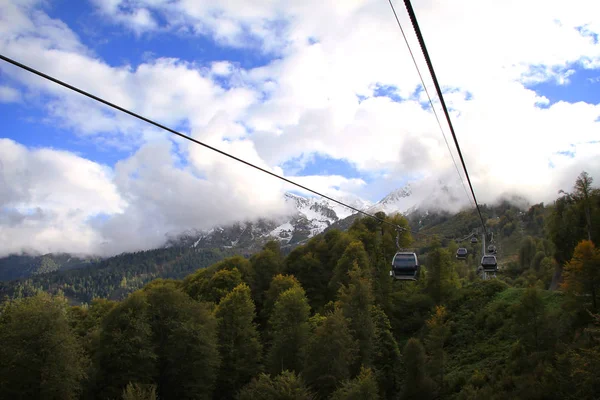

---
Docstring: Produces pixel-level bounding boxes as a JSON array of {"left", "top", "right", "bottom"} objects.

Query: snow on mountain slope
[
  {"left": 168, "top": 187, "right": 412, "bottom": 251},
  {"left": 366, "top": 185, "right": 414, "bottom": 216}
]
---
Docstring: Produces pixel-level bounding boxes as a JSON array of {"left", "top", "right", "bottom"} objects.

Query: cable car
[
  {"left": 470, "top": 237, "right": 478, "bottom": 244},
  {"left": 456, "top": 247, "right": 468, "bottom": 260},
  {"left": 481, "top": 255, "right": 498, "bottom": 273},
  {"left": 390, "top": 252, "right": 420, "bottom": 281},
  {"left": 487, "top": 245, "right": 497, "bottom": 254}
]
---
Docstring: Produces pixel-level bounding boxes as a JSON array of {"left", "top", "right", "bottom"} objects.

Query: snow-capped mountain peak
[{"left": 366, "top": 185, "right": 413, "bottom": 215}]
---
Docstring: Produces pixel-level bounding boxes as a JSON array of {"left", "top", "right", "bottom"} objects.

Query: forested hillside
[
  {"left": 0, "top": 247, "right": 236, "bottom": 304},
  {"left": 0, "top": 172, "right": 599, "bottom": 399}
]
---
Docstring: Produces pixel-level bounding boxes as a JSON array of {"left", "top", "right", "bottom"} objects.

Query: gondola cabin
[
  {"left": 470, "top": 237, "right": 478, "bottom": 244},
  {"left": 487, "top": 245, "right": 497, "bottom": 254},
  {"left": 390, "top": 252, "right": 420, "bottom": 281},
  {"left": 481, "top": 255, "right": 498, "bottom": 273},
  {"left": 456, "top": 247, "right": 468, "bottom": 260}
]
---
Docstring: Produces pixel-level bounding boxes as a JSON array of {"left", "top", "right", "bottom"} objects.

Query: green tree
[
  {"left": 285, "top": 251, "right": 329, "bottom": 312},
  {"left": 512, "top": 287, "right": 549, "bottom": 352},
  {"left": 237, "top": 371, "right": 314, "bottom": 400},
  {"left": 371, "top": 305, "right": 401, "bottom": 398},
  {"left": 0, "top": 293, "right": 87, "bottom": 400},
  {"left": 251, "top": 249, "right": 284, "bottom": 307},
  {"left": 426, "top": 243, "right": 459, "bottom": 304},
  {"left": 303, "top": 308, "right": 358, "bottom": 398},
  {"left": 401, "top": 338, "right": 435, "bottom": 400},
  {"left": 337, "top": 263, "right": 375, "bottom": 373},
  {"left": 267, "top": 287, "right": 311, "bottom": 375},
  {"left": 183, "top": 256, "right": 254, "bottom": 301},
  {"left": 145, "top": 284, "right": 220, "bottom": 400},
  {"left": 202, "top": 268, "right": 243, "bottom": 304},
  {"left": 547, "top": 172, "right": 598, "bottom": 289},
  {"left": 121, "top": 382, "right": 157, "bottom": 400},
  {"left": 573, "top": 171, "right": 595, "bottom": 241},
  {"left": 262, "top": 274, "right": 302, "bottom": 326},
  {"left": 214, "top": 283, "right": 263, "bottom": 399},
  {"left": 424, "top": 306, "right": 451, "bottom": 391},
  {"left": 94, "top": 292, "right": 157, "bottom": 400},
  {"left": 330, "top": 367, "right": 379, "bottom": 400},
  {"left": 329, "top": 241, "right": 370, "bottom": 295},
  {"left": 519, "top": 237, "right": 537, "bottom": 270}
]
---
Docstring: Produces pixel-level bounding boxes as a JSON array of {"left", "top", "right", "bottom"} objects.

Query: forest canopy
[{"left": 1, "top": 171, "right": 599, "bottom": 399}]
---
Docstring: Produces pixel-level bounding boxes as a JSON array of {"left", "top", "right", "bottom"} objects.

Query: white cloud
[
  {"left": 1, "top": 0, "right": 600, "bottom": 256},
  {"left": 0, "top": 138, "right": 123, "bottom": 257},
  {"left": 0, "top": 86, "right": 21, "bottom": 103}
]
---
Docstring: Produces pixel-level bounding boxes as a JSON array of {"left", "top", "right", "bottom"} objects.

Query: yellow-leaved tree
[{"left": 561, "top": 240, "right": 600, "bottom": 312}]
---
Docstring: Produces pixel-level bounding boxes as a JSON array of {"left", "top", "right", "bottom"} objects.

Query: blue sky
[
  {"left": 2, "top": 5, "right": 599, "bottom": 202},
  {"left": 526, "top": 64, "right": 600, "bottom": 107}
]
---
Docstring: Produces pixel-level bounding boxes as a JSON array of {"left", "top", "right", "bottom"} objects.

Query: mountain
[
  {"left": 0, "top": 253, "right": 96, "bottom": 282},
  {"left": 366, "top": 185, "right": 413, "bottom": 215},
  {"left": 0, "top": 190, "right": 379, "bottom": 282},
  {"left": 165, "top": 192, "right": 373, "bottom": 252}
]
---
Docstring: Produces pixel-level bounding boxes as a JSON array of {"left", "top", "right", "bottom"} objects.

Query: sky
[{"left": 0, "top": 0, "right": 599, "bottom": 257}]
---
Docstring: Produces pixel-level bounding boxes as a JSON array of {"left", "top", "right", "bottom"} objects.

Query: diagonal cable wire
[
  {"left": 0, "top": 53, "right": 450, "bottom": 238},
  {"left": 387, "top": 0, "right": 474, "bottom": 209},
  {"left": 399, "top": 0, "right": 488, "bottom": 237}
]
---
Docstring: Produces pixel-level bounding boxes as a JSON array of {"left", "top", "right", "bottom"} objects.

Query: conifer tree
[
  {"left": 330, "top": 367, "right": 379, "bottom": 400},
  {"left": 303, "top": 308, "right": 358, "bottom": 398},
  {"left": 330, "top": 241, "right": 371, "bottom": 294},
  {"left": 337, "top": 262, "right": 375, "bottom": 373},
  {"left": 237, "top": 371, "right": 314, "bottom": 400},
  {"left": 371, "top": 305, "right": 401, "bottom": 398},
  {"left": 267, "top": 287, "right": 311, "bottom": 375},
  {"left": 402, "top": 338, "right": 435, "bottom": 400},
  {"left": 214, "top": 283, "right": 263, "bottom": 399}
]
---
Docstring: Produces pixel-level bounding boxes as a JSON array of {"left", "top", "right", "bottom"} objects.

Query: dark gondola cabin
[
  {"left": 481, "top": 255, "right": 498, "bottom": 272},
  {"left": 390, "top": 252, "right": 419, "bottom": 281},
  {"left": 456, "top": 247, "right": 468, "bottom": 260},
  {"left": 487, "top": 245, "right": 497, "bottom": 254},
  {"left": 470, "top": 236, "right": 478, "bottom": 244}
]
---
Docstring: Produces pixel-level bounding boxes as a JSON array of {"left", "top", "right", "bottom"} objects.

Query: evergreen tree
[
  {"left": 424, "top": 306, "right": 451, "bottom": 392},
  {"left": 330, "top": 367, "right": 379, "bottom": 400},
  {"left": 425, "top": 242, "right": 459, "bottom": 304},
  {"left": 512, "top": 287, "right": 549, "bottom": 352},
  {"left": 285, "top": 251, "right": 329, "bottom": 312},
  {"left": 251, "top": 249, "right": 284, "bottom": 307},
  {"left": 371, "top": 305, "right": 401, "bottom": 398},
  {"left": 330, "top": 241, "right": 370, "bottom": 295},
  {"left": 303, "top": 308, "right": 358, "bottom": 398},
  {"left": 401, "top": 338, "right": 435, "bottom": 400},
  {"left": 267, "top": 287, "right": 311, "bottom": 375},
  {"left": 121, "top": 382, "right": 157, "bottom": 400},
  {"left": 214, "top": 283, "right": 263, "bottom": 399},
  {"left": 237, "top": 371, "right": 314, "bottom": 400},
  {"left": 337, "top": 262, "right": 375, "bottom": 373}
]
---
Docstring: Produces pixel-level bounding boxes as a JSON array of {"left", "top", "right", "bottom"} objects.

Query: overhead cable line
[
  {"left": 0, "top": 53, "right": 448, "bottom": 239},
  {"left": 398, "top": 0, "right": 488, "bottom": 237},
  {"left": 386, "top": 0, "right": 474, "bottom": 210}
]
